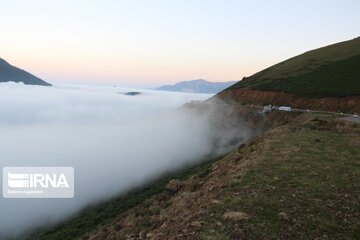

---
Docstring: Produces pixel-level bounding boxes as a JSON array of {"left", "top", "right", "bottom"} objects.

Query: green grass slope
[{"left": 229, "top": 37, "right": 360, "bottom": 97}]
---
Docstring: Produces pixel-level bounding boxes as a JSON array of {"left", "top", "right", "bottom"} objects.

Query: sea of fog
[{"left": 0, "top": 82, "right": 248, "bottom": 238}]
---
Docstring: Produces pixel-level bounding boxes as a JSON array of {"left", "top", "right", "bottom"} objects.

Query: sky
[{"left": 0, "top": 0, "right": 359, "bottom": 87}]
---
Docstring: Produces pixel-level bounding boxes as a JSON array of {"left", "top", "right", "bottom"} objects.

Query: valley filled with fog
[{"left": 0, "top": 83, "right": 250, "bottom": 238}]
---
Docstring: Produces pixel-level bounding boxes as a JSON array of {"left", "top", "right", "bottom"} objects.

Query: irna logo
[
  {"left": 7, "top": 172, "right": 69, "bottom": 188},
  {"left": 3, "top": 167, "right": 74, "bottom": 198}
]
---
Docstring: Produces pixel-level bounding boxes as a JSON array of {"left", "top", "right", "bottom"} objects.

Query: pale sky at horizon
[{"left": 0, "top": 0, "right": 359, "bottom": 87}]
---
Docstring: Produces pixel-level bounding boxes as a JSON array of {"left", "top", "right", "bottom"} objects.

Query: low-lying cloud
[{"left": 0, "top": 82, "right": 251, "bottom": 238}]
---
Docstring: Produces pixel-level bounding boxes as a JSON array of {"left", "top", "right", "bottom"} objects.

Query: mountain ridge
[
  {"left": 157, "top": 79, "right": 236, "bottom": 94},
  {"left": 0, "top": 57, "right": 51, "bottom": 86}
]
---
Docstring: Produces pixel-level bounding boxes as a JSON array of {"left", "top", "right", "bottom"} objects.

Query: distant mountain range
[
  {"left": 0, "top": 58, "right": 51, "bottom": 86},
  {"left": 157, "top": 79, "right": 236, "bottom": 94}
]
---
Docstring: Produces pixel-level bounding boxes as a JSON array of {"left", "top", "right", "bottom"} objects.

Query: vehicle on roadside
[{"left": 278, "top": 106, "right": 292, "bottom": 112}]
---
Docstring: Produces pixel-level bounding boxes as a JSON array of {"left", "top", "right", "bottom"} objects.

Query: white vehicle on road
[{"left": 278, "top": 106, "right": 292, "bottom": 112}]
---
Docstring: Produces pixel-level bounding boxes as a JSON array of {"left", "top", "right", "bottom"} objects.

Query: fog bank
[{"left": 0, "top": 83, "right": 250, "bottom": 238}]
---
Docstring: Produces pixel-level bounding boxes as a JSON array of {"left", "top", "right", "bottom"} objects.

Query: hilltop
[
  {"left": 218, "top": 37, "right": 360, "bottom": 113},
  {"left": 157, "top": 79, "right": 236, "bottom": 94},
  {"left": 0, "top": 58, "right": 51, "bottom": 86}
]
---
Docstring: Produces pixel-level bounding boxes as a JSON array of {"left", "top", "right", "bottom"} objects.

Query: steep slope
[
  {"left": 28, "top": 113, "right": 360, "bottom": 240},
  {"left": 157, "top": 79, "right": 236, "bottom": 94},
  {"left": 0, "top": 58, "right": 51, "bottom": 86},
  {"left": 73, "top": 114, "right": 360, "bottom": 240},
  {"left": 218, "top": 37, "right": 360, "bottom": 112}
]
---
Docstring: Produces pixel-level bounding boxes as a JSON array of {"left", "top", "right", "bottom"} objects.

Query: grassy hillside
[
  {"left": 76, "top": 114, "right": 359, "bottom": 240},
  {"left": 31, "top": 113, "right": 360, "bottom": 240},
  {"left": 229, "top": 37, "right": 360, "bottom": 97}
]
